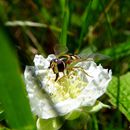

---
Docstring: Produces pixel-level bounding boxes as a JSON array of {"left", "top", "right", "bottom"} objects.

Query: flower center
[{"left": 46, "top": 70, "right": 88, "bottom": 103}]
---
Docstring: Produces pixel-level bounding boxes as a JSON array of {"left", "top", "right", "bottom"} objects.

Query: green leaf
[
  {"left": 89, "top": 101, "right": 110, "bottom": 113},
  {"left": 0, "top": 103, "right": 5, "bottom": 121},
  {"left": 37, "top": 118, "right": 62, "bottom": 130},
  {"left": 65, "top": 110, "right": 81, "bottom": 120},
  {"left": 107, "top": 72, "right": 130, "bottom": 121},
  {"left": 0, "top": 28, "right": 36, "bottom": 129},
  {"left": 82, "top": 101, "right": 110, "bottom": 114},
  {"left": 0, "top": 127, "right": 10, "bottom": 130},
  {"left": 101, "top": 41, "right": 130, "bottom": 60}
]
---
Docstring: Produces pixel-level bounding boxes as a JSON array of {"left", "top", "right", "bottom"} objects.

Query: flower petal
[{"left": 24, "top": 54, "right": 112, "bottom": 119}]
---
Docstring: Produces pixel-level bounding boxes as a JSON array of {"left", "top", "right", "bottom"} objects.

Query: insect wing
[
  {"left": 89, "top": 53, "right": 111, "bottom": 61},
  {"left": 80, "top": 53, "right": 111, "bottom": 62},
  {"left": 54, "top": 44, "right": 68, "bottom": 56}
]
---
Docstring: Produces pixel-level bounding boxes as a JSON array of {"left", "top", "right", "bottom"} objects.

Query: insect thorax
[{"left": 50, "top": 59, "right": 65, "bottom": 74}]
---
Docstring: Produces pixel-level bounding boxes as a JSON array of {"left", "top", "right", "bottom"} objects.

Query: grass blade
[
  {"left": 0, "top": 27, "right": 36, "bottom": 130},
  {"left": 59, "top": 0, "right": 69, "bottom": 48},
  {"left": 78, "top": 0, "right": 93, "bottom": 52}
]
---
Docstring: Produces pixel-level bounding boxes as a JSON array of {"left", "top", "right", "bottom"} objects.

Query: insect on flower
[{"left": 49, "top": 52, "right": 110, "bottom": 81}]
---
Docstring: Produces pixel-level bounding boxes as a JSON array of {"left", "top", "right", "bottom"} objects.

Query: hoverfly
[
  {"left": 49, "top": 54, "right": 82, "bottom": 81},
  {"left": 49, "top": 52, "right": 110, "bottom": 81}
]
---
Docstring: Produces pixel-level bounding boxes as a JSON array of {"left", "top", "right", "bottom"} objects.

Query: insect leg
[
  {"left": 55, "top": 73, "right": 59, "bottom": 81},
  {"left": 73, "top": 66, "right": 93, "bottom": 77}
]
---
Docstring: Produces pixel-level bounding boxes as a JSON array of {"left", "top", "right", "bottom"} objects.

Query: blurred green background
[{"left": 0, "top": 0, "right": 130, "bottom": 130}]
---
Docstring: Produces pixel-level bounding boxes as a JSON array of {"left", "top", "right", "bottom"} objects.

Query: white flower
[{"left": 24, "top": 54, "right": 112, "bottom": 119}]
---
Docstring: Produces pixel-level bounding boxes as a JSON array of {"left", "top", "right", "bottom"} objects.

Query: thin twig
[
  {"left": 5, "top": 20, "right": 74, "bottom": 36},
  {"left": 25, "top": 29, "right": 45, "bottom": 55}
]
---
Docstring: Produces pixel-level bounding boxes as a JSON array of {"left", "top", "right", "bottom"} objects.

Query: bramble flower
[{"left": 24, "top": 54, "right": 112, "bottom": 119}]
